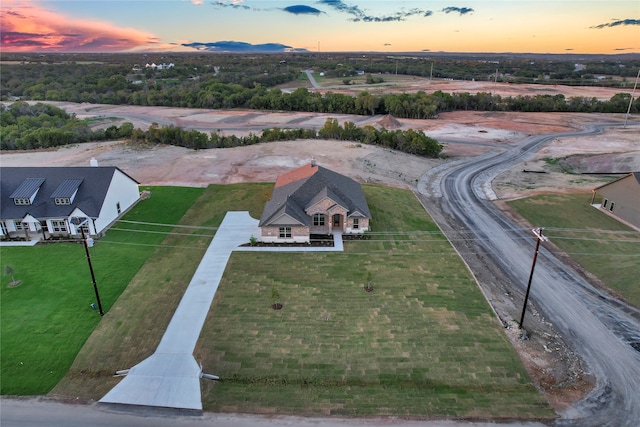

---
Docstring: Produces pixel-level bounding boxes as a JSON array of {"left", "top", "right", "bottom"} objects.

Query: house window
[
  {"left": 610, "top": 202, "right": 615, "bottom": 212},
  {"left": 117, "top": 202, "right": 121, "bottom": 214},
  {"left": 603, "top": 199, "right": 608, "bottom": 208},
  {"left": 54, "top": 197, "right": 71, "bottom": 205},
  {"left": 51, "top": 220, "right": 68, "bottom": 233},
  {"left": 14, "top": 198, "right": 31, "bottom": 206},
  {"left": 0, "top": 221, "right": 7, "bottom": 235},
  {"left": 279, "top": 227, "right": 292, "bottom": 238},
  {"left": 313, "top": 213, "right": 325, "bottom": 226},
  {"left": 353, "top": 218, "right": 359, "bottom": 229},
  {"left": 14, "top": 221, "right": 27, "bottom": 231}
]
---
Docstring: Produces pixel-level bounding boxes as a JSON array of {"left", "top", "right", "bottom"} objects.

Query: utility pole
[
  {"left": 623, "top": 69, "right": 639, "bottom": 128},
  {"left": 73, "top": 218, "right": 104, "bottom": 316},
  {"left": 519, "top": 228, "right": 548, "bottom": 329}
]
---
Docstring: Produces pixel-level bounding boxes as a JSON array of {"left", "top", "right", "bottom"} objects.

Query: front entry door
[{"left": 333, "top": 214, "right": 341, "bottom": 228}]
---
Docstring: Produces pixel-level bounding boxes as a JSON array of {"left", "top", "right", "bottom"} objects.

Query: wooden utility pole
[
  {"left": 73, "top": 217, "right": 104, "bottom": 316},
  {"left": 519, "top": 228, "right": 548, "bottom": 329}
]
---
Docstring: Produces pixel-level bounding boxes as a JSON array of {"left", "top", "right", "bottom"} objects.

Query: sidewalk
[{"left": 99, "top": 212, "right": 344, "bottom": 412}]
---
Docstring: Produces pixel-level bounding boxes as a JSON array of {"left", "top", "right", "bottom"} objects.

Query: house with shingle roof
[
  {"left": 259, "top": 160, "right": 371, "bottom": 243},
  {"left": 591, "top": 172, "right": 640, "bottom": 229},
  {"left": 1, "top": 166, "right": 139, "bottom": 241}
]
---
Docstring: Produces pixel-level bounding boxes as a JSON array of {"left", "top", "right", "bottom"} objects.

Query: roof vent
[{"left": 90, "top": 158, "right": 99, "bottom": 167}]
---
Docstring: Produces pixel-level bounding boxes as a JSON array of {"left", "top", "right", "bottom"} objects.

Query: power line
[
  {"left": 117, "top": 219, "right": 219, "bottom": 230},
  {"left": 93, "top": 238, "right": 640, "bottom": 258},
  {"left": 109, "top": 227, "right": 216, "bottom": 238},
  {"left": 104, "top": 226, "right": 639, "bottom": 245},
  {"left": 115, "top": 218, "right": 639, "bottom": 238}
]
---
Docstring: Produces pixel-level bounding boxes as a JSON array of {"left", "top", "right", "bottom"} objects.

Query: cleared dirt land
[{"left": 2, "top": 103, "right": 638, "bottom": 197}]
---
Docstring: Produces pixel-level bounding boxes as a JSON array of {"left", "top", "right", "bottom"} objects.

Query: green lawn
[
  {"left": 0, "top": 186, "right": 204, "bottom": 395},
  {"left": 195, "top": 186, "right": 552, "bottom": 418},
  {"left": 507, "top": 193, "right": 640, "bottom": 307},
  {"left": 8, "top": 183, "right": 553, "bottom": 419},
  {"left": 49, "top": 183, "right": 273, "bottom": 401}
]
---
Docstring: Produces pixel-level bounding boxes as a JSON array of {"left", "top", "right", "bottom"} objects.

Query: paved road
[
  {"left": 304, "top": 69, "right": 321, "bottom": 89},
  {"left": 0, "top": 397, "right": 547, "bottom": 427},
  {"left": 418, "top": 122, "right": 640, "bottom": 427}
]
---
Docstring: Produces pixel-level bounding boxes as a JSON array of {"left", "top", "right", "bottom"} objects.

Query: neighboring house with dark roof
[
  {"left": 591, "top": 172, "right": 640, "bottom": 229},
  {"left": 259, "top": 161, "right": 371, "bottom": 243},
  {"left": 1, "top": 166, "right": 140, "bottom": 241}
]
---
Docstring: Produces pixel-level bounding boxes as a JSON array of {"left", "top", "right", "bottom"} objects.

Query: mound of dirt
[{"left": 377, "top": 114, "right": 402, "bottom": 129}]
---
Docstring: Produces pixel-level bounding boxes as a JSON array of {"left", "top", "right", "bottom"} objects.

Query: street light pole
[
  {"left": 519, "top": 228, "right": 548, "bottom": 329},
  {"left": 78, "top": 221, "right": 104, "bottom": 316}
]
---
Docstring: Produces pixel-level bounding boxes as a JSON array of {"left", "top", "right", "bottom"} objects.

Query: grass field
[
  {"left": 507, "top": 193, "right": 640, "bottom": 308},
  {"left": 18, "top": 183, "right": 552, "bottom": 418},
  {"left": 195, "top": 186, "right": 552, "bottom": 417},
  {"left": 0, "top": 186, "right": 204, "bottom": 395}
]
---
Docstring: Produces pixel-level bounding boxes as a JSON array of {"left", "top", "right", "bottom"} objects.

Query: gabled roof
[
  {"left": 594, "top": 172, "right": 640, "bottom": 191},
  {"left": 0, "top": 167, "right": 138, "bottom": 220},
  {"left": 259, "top": 163, "right": 370, "bottom": 227},
  {"left": 305, "top": 186, "right": 349, "bottom": 212}
]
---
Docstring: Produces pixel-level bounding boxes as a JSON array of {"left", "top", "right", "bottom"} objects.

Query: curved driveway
[{"left": 418, "top": 123, "right": 640, "bottom": 426}]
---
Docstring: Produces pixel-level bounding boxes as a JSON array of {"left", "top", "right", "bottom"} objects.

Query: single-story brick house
[
  {"left": 259, "top": 161, "right": 371, "bottom": 243},
  {"left": 0, "top": 166, "right": 140, "bottom": 240},
  {"left": 591, "top": 172, "right": 640, "bottom": 229}
]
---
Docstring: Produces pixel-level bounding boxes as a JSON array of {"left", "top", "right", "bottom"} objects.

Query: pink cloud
[{"left": 1, "top": 1, "right": 159, "bottom": 52}]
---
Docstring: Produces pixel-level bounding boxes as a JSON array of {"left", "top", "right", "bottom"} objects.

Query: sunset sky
[{"left": 1, "top": 0, "right": 639, "bottom": 54}]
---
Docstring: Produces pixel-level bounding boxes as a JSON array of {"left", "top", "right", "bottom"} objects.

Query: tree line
[
  {"left": 2, "top": 55, "right": 638, "bottom": 116},
  {"left": 0, "top": 102, "right": 442, "bottom": 157},
  {"left": 133, "top": 118, "right": 442, "bottom": 157}
]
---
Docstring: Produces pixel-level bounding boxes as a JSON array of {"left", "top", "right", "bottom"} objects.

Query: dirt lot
[{"left": 3, "top": 101, "right": 638, "bottom": 197}]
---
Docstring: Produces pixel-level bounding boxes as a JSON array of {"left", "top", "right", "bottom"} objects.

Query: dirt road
[{"left": 418, "top": 122, "right": 640, "bottom": 426}]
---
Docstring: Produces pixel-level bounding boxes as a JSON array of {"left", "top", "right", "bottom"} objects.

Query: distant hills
[
  {"left": 180, "top": 40, "right": 639, "bottom": 60},
  {"left": 182, "top": 41, "right": 309, "bottom": 53}
]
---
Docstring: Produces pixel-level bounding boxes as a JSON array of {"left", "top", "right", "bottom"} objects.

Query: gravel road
[{"left": 418, "top": 122, "right": 640, "bottom": 426}]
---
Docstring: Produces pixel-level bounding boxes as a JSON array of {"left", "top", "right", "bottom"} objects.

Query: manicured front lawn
[
  {"left": 507, "top": 193, "right": 640, "bottom": 307},
  {"left": 0, "top": 186, "right": 204, "bottom": 395},
  {"left": 196, "top": 186, "right": 552, "bottom": 418},
  {"left": 45, "top": 184, "right": 552, "bottom": 419}
]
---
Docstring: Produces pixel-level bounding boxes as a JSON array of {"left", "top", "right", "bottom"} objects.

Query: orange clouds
[{"left": 1, "top": 1, "right": 159, "bottom": 52}]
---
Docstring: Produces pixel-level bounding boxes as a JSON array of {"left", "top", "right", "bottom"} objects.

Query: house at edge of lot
[
  {"left": 258, "top": 160, "right": 371, "bottom": 243},
  {"left": 0, "top": 166, "right": 140, "bottom": 240},
  {"left": 591, "top": 172, "right": 640, "bottom": 229}
]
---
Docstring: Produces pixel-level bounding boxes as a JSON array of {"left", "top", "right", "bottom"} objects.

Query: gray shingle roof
[
  {"left": 259, "top": 165, "right": 370, "bottom": 227},
  {"left": 1, "top": 167, "right": 137, "bottom": 220}
]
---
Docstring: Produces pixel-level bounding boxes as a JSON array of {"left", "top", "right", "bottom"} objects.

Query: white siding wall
[{"left": 94, "top": 170, "right": 139, "bottom": 233}]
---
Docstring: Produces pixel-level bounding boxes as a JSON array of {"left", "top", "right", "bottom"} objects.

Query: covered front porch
[
  {"left": 0, "top": 215, "right": 96, "bottom": 244},
  {"left": 310, "top": 212, "right": 345, "bottom": 234}
]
